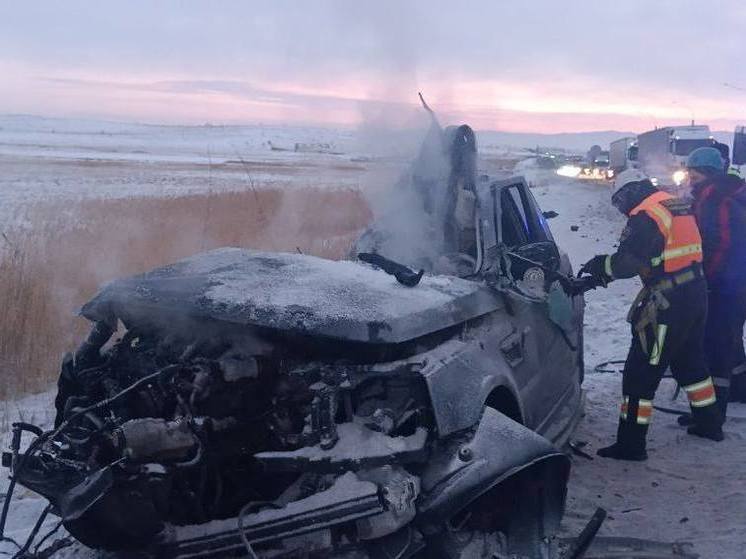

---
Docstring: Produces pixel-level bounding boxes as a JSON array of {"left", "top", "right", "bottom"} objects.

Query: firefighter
[
  {"left": 578, "top": 169, "right": 723, "bottom": 461},
  {"left": 685, "top": 147, "right": 746, "bottom": 409}
]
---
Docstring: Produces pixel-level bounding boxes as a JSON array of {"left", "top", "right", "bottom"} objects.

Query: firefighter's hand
[
  {"left": 563, "top": 276, "right": 604, "bottom": 297},
  {"left": 579, "top": 255, "right": 612, "bottom": 286}
]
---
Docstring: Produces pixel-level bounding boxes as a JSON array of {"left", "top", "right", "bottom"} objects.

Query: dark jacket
[
  {"left": 608, "top": 184, "right": 665, "bottom": 282},
  {"left": 692, "top": 174, "right": 746, "bottom": 293}
]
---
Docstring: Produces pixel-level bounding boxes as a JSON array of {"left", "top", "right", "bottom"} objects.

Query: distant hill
[
  {"left": 477, "top": 129, "right": 735, "bottom": 153},
  {"left": 0, "top": 114, "right": 736, "bottom": 155},
  {"left": 476, "top": 130, "right": 635, "bottom": 152}
]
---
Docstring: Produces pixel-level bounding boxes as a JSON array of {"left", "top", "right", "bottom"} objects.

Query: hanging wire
[{"left": 32, "top": 520, "right": 63, "bottom": 556}]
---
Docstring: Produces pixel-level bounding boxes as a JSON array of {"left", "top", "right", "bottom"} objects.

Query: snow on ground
[
  {"left": 0, "top": 391, "right": 60, "bottom": 556},
  {"left": 0, "top": 115, "right": 402, "bottom": 230},
  {"left": 0, "top": 115, "right": 358, "bottom": 164},
  {"left": 1, "top": 125, "right": 745, "bottom": 557}
]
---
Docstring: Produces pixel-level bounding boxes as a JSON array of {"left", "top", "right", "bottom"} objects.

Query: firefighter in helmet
[{"left": 577, "top": 169, "right": 723, "bottom": 461}]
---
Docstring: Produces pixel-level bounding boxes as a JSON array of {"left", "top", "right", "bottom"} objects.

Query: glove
[
  {"left": 579, "top": 255, "right": 612, "bottom": 286},
  {"left": 563, "top": 276, "right": 605, "bottom": 297}
]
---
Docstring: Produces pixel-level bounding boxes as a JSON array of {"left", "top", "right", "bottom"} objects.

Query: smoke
[{"left": 353, "top": 115, "right": 456, "bottom": 270}]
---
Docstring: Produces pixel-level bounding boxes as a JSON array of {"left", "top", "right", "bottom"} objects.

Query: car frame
[{"left": 3, "top": 125, "right": 584, "bottom": 559}]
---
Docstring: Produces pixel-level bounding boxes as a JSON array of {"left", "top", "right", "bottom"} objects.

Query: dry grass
[{"left": 0, "top": 188, "right": 372, "bottom": 399}]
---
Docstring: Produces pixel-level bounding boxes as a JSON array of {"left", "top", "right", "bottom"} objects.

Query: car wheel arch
[{"left": 484, "top": 385, "right": 523, "bottom": 425}]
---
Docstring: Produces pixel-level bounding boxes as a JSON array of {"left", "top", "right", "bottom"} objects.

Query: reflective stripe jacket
[{"left": 607, "top": 190, "right": 703, "bottom": 284}]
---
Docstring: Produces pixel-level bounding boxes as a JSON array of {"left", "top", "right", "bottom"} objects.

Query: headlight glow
[
  {"left": 556, "top": 165, "right": 582, "bottom": 178},
  {"left": 672, "top": 170, "right": 687, "bottom": 186}
]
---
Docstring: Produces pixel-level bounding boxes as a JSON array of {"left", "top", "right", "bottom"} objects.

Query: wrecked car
[{"left": 3, "top": 111, "right": 584, "bottom": 558}]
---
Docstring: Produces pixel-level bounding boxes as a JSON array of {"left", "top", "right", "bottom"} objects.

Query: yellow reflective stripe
[
  {"left": 637, "top": 398, "right": 653, "bottom": 425},
  {"left": 649, "top": 324, "right": 668, "bottom": 365},
  {"left": 649, "top": 205, "right": 673, "bottom": 231},
  {"left": 605, "top": 255, "right": 613, "bottom": 278},
  {"left": 620, "top": 397, "right": 653, "bottom": 423},
  {"left": 651, "top": 244, "right": 702, "bottom": 266},
  {"left": 683, "top": 378, "right": 713, "bottom": 393},
  {"left": 683, "top": 377, "right": 717, "bottom": 407},
  {"left": 662, "top": 244, "right": 702, "bottom": 259}
]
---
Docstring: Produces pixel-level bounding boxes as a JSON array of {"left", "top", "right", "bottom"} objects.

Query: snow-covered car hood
[{"left": 81, "top": 248, "right": 502, "bottom": 344}]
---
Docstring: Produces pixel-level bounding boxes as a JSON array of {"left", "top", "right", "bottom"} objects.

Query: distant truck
[
  {"left": 733, "top": 126, "right": 746, "bottom": 167},
  {"left": 609, "top": 137, "right": 638, "bottom": 175},
  {"left": 637, "top": 125, "right": 715, "bottom": 187}
]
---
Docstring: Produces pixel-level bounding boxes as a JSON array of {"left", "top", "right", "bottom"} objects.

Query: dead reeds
[{"left": 0, "top": 187, "right": 372, "bottom": 399}]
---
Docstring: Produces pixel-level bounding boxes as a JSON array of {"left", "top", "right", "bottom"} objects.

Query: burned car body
[{"left": 6, "top": 116, "right": 583, "bottom": 559}]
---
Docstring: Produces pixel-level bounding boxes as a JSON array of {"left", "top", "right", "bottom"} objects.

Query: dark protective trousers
[
  {"left": 706, "top": 289, "right": 746, "bottom": 406},
  {"left": 619, "top": 279, "right": 720, "bottom": 451}
]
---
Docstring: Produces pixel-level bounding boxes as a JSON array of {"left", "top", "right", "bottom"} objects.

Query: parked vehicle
[
  {"left": 578, "top": 150, "right": 611, "bottom": 181},
  {"left": 637, "top": 125, "right": 715, "bottom": 187},
  {"left": 3, "top": 117, "right": 584, "bottom": 559},
  {"left": 609, "top": 137, "right": 638, "bottom": 175}
]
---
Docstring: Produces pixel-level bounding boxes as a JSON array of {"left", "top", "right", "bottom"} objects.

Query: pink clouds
[{"left": 2, "top": 62, "right": 745, "bottom": 133}]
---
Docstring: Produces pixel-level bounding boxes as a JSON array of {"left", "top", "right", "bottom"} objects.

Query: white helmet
[{"left": 612, "top": 169, "right": 649, "bottom": 197}]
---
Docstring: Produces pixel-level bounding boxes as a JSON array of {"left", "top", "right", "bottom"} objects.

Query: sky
[{"left": 2, "top": 1, "right": 746, "bottom": 133}]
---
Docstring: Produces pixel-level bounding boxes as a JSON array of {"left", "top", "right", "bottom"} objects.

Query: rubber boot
[
  {"left": 715, "top": 385, "right": 730, "bottom": 421},
  {"left": 679, "top": 384, "right": 729, "bottom": 426},
  {"left": 687, "top": 404, "right": 724, "bottom": 442},
  {"left": 597, "top": 421, "right": 649, "bottom": 461}
]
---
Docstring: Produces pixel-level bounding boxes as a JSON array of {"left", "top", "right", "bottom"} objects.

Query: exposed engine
[
  {"left": 4, "top": 103, "right": 579, "bottom": 558},
  {"left": 16, "top": 319, "right": 433, "bottom": 556}
]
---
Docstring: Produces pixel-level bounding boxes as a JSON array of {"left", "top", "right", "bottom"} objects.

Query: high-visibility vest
[{"left": 629, "top": 191, "right": 703, "bottom": 274}]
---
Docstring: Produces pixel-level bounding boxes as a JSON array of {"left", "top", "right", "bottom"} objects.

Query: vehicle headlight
[
  {"left": 650, "top": 177, "right": 659, "bottom": 186},
  {"left": 672, "top": 170, "right": 687, "bottom": 186},
  {"left": 556, "top": 165, "right": 581, "bottom": 178},
  {"left": 607, "top": 169, "right": 615, "bottom": 179}
]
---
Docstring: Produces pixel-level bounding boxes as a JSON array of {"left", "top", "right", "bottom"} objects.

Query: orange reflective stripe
[
  {"left": 620, "top": 397, "right": 653, "bottom": 424},
  {"left": 629, "top": 192, "right": 703, "bottom": 273},
  {"left": 637, "top": 399, "right": 653, "bottom": 424},
  {"left": 683, "top": 378, "right": 717, "bottom": 407}
]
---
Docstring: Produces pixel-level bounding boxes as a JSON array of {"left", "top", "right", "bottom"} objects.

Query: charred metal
[{"left": 4, "top": 102, "right": 583, "bottom": 559}]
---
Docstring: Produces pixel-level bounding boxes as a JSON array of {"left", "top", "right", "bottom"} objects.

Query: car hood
[{"left": 81, "top": 248, "right": 502, "bottom": 344}]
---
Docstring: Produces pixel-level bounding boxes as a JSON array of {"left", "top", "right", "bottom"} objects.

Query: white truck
[
  {"left": 733, "top": 126, "right": 746, "bottom": 167},
  {"left": 609, "top": 137, "right": 638, "bottom": 175},
  {"left": 637, "top": 125, "right": 715, "bottom": 187}
]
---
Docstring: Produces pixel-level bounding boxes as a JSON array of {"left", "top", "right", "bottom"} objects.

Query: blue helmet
[{"left": 686, "top": 147, "right": 724, "bottom": 172}]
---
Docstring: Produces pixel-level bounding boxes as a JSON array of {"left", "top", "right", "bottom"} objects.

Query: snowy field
[
  {"left": 0, "top": 115, "right": 530, "bottom": 225},
  {"left": 1, "top": 119, "right": 744, "bottom": 557}
]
